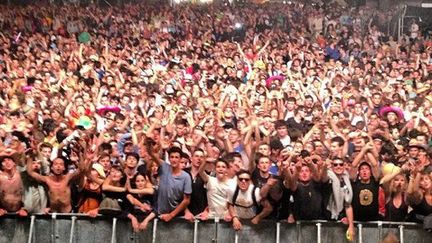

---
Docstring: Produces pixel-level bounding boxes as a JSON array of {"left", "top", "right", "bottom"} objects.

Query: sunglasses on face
[
  {"left": 238, "top": 177, "right": 251, "bottom": 182},
  {"left": 333, "top": 163, "right": 344, "bottom": 167}
]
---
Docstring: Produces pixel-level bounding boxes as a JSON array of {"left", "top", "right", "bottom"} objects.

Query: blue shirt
[{"left": 157, "top": 162, "right": 192, "bottom": 214}]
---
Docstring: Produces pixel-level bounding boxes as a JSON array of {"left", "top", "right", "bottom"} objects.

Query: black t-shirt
[
  {"left": 252, "top": 169, "right": 284, "bottom": 203},
  {"left": 286, "top": 117, "right": 309, "bottom": 134},
  {"left": 184, "top": 168, "right": 208, "bottom": 215},
  {"left": 351, "top": 177, "right": 380, "bottom": 221},
  {"left": 292, "top": 181, "right": 323, "bottom": 220},
  {"left": 252, "top": 169, "right": 270, "bottom": 188},
  {"left": 385, "top": 195, "right": 408, "bottom": 222}
]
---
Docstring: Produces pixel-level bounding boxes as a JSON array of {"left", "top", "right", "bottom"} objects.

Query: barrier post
[
  {"left": 51, "top": 213, "right": 58, "bottom": 243},
  {"left": 357, "top": 223, "right": 363, "bottom": 243},
  {"left": 316, "top": 223, "right": 322, "bottom": 243},
  {"left": 399, "top": 225, "right": 404, "bottom": 243},
  {"left": 69, "top": 216, "right": 77, "bottom": 243},
  {"left": 193, "top": 219, "right": 199, "bottom": 243},
  {"left": 110, "top": 218, "right": 117, "bottom": 243},
  {"left": 377, "top": 221, "right": 383, "bottom": 242},
  {"left": 212, "top": 217, "right": 219, "bottom": 243},
  {"left": 151, "top": 218, "right": 158, "bottom": 243},
  {"left": 276, "top": 222, "right": 280, "bottom": 243},
  {"left": 28, "top": 215, "right": 36, "bottom": 243},
  {"left": 296, "top": 221, "right": 301, "bottom": 243}
]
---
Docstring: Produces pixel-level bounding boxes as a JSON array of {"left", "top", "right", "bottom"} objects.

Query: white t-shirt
[
  {"left": 280, "top": 136, "right": 291, "bottom": 148},
  {"left": 207, "top": 177, "right": 237, "bottom": 218},
  {"left": 228, "top": 184, "right": 261, "bottom": 219}
]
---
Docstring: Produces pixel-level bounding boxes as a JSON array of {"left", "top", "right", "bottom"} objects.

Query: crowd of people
[{"left": 0, "top": 0, "right": 431, "bottom": 241}]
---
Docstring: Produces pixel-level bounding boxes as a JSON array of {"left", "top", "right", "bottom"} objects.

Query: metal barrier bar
[
  {"left": 193, "top": 219, "right": 199, "bottom": 243},
  {"left": 51, "top": 213, "right": 57, "bottom": 243},
  {"left": 234, "top": 231, "right": 239, "bottom": 243},
  {"left": 275, "top": 222, "right": 280, "bottom": 243},
  {"left": 2, "top": 213, "right": 422, "bottom": 227},
  {"left": 0, "top": 216, "right": 429, "bottom": 243},
  {"left": 358, "top": 223, "right": 363, "bottom": 243},
  {"left": 69, "top": 216, "right": 76, "bottom": 243},
  {"left": 377, "top": 221, "right": 383, "bottom": 242},
  {"left": 151, "top": 218, "right": 158, "bottom": 243},
  {"left": 296, "top": 221, "right": 301, "bottom": 243},
  {"left": 212, "top": 217, "right": 219, "bottom": 243},
  {"left": 399, "top": 225, "right": 404, "bottom": 243},
  {"left": 111, "top": 218, "right": 117, "bottom": 243},
  {"left": 28, "top": 215, "right": 36, "bottom": 243}
]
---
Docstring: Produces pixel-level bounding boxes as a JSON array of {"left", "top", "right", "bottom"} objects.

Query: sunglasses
[
  {"left": 238, "top": 177, "right": 251, "bottom": 182},
  {"left": 333, "top": 163, "right": 344, "bottom": 167}
]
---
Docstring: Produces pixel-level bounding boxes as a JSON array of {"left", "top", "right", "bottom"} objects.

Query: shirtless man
[
  {"left": 0, "top": 156, "right": 27, "bottom": 216},
  {"left": 27, "top": 155, "right": 85, "bottom": 213}
]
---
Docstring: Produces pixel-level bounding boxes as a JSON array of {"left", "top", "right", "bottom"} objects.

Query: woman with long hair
[
  {"left": 382, "top": 173, "right": 409, "bottom": 221},
  {"left": 99, "top": 164, "right": 127, "bottom": 216},
  {"left": 77, "top": 163, "right": 105, "bottom": 217},
  {"left": 126, "top": 173, "right": 154, "bottom": 232},
  {"left": 407, "top": 171, "right": 432, "bottom": 222}
]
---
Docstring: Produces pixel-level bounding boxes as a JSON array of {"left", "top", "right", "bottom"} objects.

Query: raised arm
[
  {"left": 26, "top": 156, "right": 48, "bottom": 184},
  {"left": 406, "top": 172, "right": 422, "bottom": 205},
  {"left": 102, "top": 177, "right": 126, "bottom": 193},
  {"left": 365, "top": 151, "right": 380, "bottom": 179},
  {"left": 198, "top": 159, "right": 210, "bottom": 183}
]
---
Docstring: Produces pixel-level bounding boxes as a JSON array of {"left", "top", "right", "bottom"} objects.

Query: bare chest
[{"left": 0, "top": 173, "right": 23, "bottom": 194}]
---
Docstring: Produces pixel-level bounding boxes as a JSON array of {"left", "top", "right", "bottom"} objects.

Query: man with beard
[
  {"left": 0, "top": 155, "right": 27, "bottom": 216},
  {"left": 26, "top": 154, "right": 86, "bottom": 213}
]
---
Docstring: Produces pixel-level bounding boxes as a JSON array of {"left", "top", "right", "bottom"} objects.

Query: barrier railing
[{"left": 0, "top": 213, "right": 430, "bottom": 243}]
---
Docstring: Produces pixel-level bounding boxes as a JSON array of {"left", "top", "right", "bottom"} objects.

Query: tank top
[
  {"left": 385, "top": 194, "right": 408, "bottom": 222},
  {"left": 78, "top": 183, "right": 102, "bottom": 213},
  {"left": 412, "top": 195, "right": 432, "bottom": 216}
]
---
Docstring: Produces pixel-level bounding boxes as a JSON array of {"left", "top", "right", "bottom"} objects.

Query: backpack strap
[
  {"left": 252, "top": 185, "right": 258, "bottom": 208},
  {"left": 232, "top": 185, "right": 259, "bottom": 209},
  {"left": 232, "top": 186, "right": 240, "bottom": 206}
]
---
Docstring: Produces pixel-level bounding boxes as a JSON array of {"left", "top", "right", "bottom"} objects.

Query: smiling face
[
  {"left": 135, "top": 174, "right": 147, "bottom": 189},
  {"left": 331, "top": 159, "right": 345, "bottom": 175},
  {"left": 215, "top": 161, "right": 228, "bottom": 179},
  {"left": 1, "top": 157, "right": 16, "bottom": 172},
  {"left": 237, "top": 172, "right": 251, "bottom": 192}
]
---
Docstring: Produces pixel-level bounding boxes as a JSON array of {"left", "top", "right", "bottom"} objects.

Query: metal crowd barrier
[{"left": 0, "top": 213, "right": 430, "bottom": 243}]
